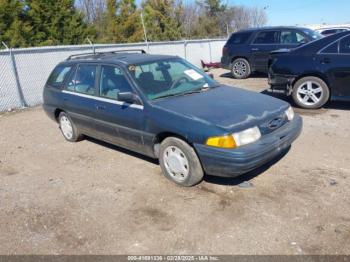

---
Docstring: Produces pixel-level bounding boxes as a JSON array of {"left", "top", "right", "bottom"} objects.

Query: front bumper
[
  {"left": 194, "top": 115, "right": 302, "bottom": 177},
  {"left": 268, "top": 74, "right": 296, "bottom": 95}
]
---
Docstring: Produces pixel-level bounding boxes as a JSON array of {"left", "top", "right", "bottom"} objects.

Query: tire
[
  {"left": 231, "top": 58, "right": 251, "bottom": 79},
  {"left": 159, "top": 137, "right": 204, "bottom": 187},
  {"left": 58, "top": 112, "right": 82, "bottom": 142},
  {"left": 292, "top": 76, "right": 330, "bottom": 109}
]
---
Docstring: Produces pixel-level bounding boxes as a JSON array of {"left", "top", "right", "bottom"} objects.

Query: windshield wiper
[{"left": 153, "top": 87, "right": 209, "bottom": 100}]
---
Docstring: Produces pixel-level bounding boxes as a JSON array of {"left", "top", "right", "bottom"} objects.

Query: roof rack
[{"left": 66, "top": 49, "right": 146, "bottom": 60}]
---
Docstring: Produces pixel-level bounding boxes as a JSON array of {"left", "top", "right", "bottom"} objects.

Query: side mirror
[
  {"left": 118, "top": 92, "right": 142, "bottom": 105},
  {"left": 207, "top": 73, "right": 214, "bottom": 79}
]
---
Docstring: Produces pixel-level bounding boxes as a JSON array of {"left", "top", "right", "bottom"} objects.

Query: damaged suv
[{"left": 43, "top": 50, "right": 302, "bottom": 186}]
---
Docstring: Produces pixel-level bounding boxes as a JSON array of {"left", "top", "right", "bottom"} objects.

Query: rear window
[
  {"left": 227, "top": 32, "right": 252, "bottom": 45},
  {"left": 47, "top": 65, "right": 73, "bottom": 88}
]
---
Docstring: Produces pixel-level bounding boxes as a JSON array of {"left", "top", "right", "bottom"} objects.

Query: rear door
[
  {"left": 61, "top": 63, "right": 99, "bottom": 135},
  {"left": 250, "top": 30, "right": 280, "bottom": 72}
]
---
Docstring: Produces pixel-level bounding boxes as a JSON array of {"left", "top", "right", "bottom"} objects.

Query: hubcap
[
  {"left": 60, "top": 115, "right": 73, "bottom": 140},
  {"left": 163, "top": 146, "right": 189, "bottom": 182},
  {"left": 233, "top": 61, "right": 247, "bottom": 77},
  {"left": 296, "top": 81, "right": 323, "bottom": 106}
]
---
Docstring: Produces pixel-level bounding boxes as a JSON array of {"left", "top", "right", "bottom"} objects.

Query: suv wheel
[
  {"left": 231, "top": 58, "right": 251, "bottom": 79},
  {"left": 58, "top": 112, "right": 82, "bottom": 142},
  {"left": 159, "top": 137, "right": 204, "bottom": 187},
  {"left": 292, "top": 77, "right": 330, "bottom": 109}
]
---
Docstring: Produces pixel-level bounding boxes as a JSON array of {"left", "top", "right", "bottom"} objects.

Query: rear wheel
[
  {"left": 58, "top": 112, "right": 82, "bottom": 142},
  {"left": 159, "top": 137, "right": 204, "bottom": 187},
  {"left": 292, "top": 77, "right": 330, "bottom": 109},
  {"left": 231, "top": 58, "right": 251, "bottom": 79}
]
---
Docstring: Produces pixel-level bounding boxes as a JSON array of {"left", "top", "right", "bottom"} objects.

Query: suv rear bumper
[
  {"left": 194, "top": 115, "right": 302, "bottom": 177},
  {"left": 220, "top": 56, "right": 231, "bottom": 70}
]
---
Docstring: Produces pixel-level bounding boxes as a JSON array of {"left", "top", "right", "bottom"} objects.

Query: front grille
[{"left": 259, "top": 113, "right": 288, "bottom": 135}]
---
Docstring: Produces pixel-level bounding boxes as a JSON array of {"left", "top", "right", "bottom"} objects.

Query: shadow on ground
[
  {"left": 220, "top": 72, "right": 267, "bottom": 79},
  {"left": 86, "top": 136, "right": 159, "bottom": 165},
  {"left": 261, "top": 89, "right": 350, "bottom": 114},
  {"left": 87, "top": 136, "right": 291, "bottom": 187}
]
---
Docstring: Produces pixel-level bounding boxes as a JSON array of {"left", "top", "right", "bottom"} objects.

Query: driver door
[{"left": 93, "top": 64, "right": 146, "bottom": 154}]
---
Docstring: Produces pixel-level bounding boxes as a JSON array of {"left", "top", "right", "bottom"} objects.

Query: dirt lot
[{"left": 0, "top": 68, "right": 350, "bottom": 255}]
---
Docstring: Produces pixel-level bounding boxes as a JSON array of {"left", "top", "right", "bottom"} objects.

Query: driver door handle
[
  {"left": 96, "top": 105, "right": 106, "bottom": 110},
  {"left": 321, "top": 57, "right": 331, "bottom": 64}
]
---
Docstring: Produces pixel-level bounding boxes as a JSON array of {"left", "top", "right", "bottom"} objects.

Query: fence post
[
  {"left": 9, "top": 48, "right": 27, "bottom": 108},
  {"left": 208, "top": 40, "right": 212, "bottom": 63}
]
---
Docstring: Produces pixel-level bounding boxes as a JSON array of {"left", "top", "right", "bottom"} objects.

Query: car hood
[{"left": 152, "top": 85, "right": 289, "bottom": 132}]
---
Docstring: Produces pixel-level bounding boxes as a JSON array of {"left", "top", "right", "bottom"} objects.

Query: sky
[{"left": 224, "top": 0, "right": 350, "bottom": 26}]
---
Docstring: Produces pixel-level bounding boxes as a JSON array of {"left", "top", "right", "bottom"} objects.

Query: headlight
[
  {"left": 206, "top": 126, "right": 261, "bottom": 149},
  {"left": 285, "top": 106, "right": 294, "bottom": 121}
]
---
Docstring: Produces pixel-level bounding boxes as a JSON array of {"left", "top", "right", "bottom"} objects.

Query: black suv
[{"left": 221, "top": 26, "right": 322, "bottom": 79}]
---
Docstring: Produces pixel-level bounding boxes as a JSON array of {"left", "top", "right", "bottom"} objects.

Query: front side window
[
  {"left": 66, "top": 64, "right": 97, "bottom": 95},
  {"left": 280, "top": 31, "right": 307, "bottom": 44},
  {"left": 128, "top": 58, "right": 218, "bottom": 100},
  {"left": 47, "top": 65, "right": 73, "bottom": 88},
  {"left": 100, "top": 65, "right": 133, "bottom": 100},
  {"left": 339, "top": 36, "right": 350, "bottom": 54},
  {"left": 302, "top": 28, "right": 323, "bottom": 40},
  {"left": 253, "top": 31, "right": 279, "bottom": 44}
]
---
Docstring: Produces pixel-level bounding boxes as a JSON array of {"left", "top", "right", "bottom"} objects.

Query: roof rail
[{"left": 66, "top": 49, "right": 146, "bottom": 60}]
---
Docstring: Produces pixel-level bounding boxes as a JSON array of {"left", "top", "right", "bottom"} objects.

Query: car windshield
[
  {"left": 302, "top": 28, "right": 323, "bottom": 40},
  {"left": 128, "top": 58, "right": 219, "bottom": 100}
]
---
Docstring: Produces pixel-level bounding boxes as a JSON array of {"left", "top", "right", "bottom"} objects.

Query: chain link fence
[{"left": 0, "top": 39, "right": 226, "bottom": 112}]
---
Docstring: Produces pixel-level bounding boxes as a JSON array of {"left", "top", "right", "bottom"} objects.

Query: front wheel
[
  {"left": 231, "top": 58, "right": 251, "bottom": 79},
  {"left": 159, "top": 137, "right": 204, "bottom": 187},
  {"left": 292, "top": 77, "right": 330, "bottom": 109}
]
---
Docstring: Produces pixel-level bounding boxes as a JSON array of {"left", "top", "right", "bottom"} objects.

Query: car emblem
[{"left": 268, "top": 117, "right": 284, "bottom": 130}]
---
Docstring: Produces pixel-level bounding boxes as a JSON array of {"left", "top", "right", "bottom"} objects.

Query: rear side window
[
  {"left": 253, "top": 31, "right": 280, "bottom": 44},
  {"left": 47, "top": 65, "right": 73, "bottom": 88},
  {"left": 227, "top": 32, "right": 252, "bottom": 45},
  {"left": 66, "top": 64, "right": 97, "bottom": 95},
  {"left": 321, "top": 42, "right": 339, "bottom": 54},
  {"left": 339, "top": 36, "right": 350, "bottom": 54}
]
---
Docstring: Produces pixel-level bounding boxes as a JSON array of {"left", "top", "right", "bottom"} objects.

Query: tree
[
  {"left": 192, "top": 0, "right": 226, "bottom": 38},
  {"left": 142, "top": 0, "right": 183, "bottom": 41},
  {"left": 0, "top": 0, "right": 31, "bottom": 47},
  {"left": 116, "top": 0, "right": 143, "bottom": 42},
  {"left": 26, "top": 0, "right": 91, "bottom": 46}
]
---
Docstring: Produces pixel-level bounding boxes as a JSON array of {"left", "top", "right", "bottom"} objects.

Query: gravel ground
[{"left": 0, "top": 68, "right": 350, "bottom": 255}]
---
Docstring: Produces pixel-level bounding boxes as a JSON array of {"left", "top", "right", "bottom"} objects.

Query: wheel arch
[
  {"left": 292, "top": 73, "right": 331, "bottom": 94},
  {"left": 54, "top": 108, "right": 64, "bottom": 122},
  {"left": 153, "top": 132, "right": 192, "bottom": 158},
  {"left": 231, "top": 56, "right": 250, "bottom": 64}
]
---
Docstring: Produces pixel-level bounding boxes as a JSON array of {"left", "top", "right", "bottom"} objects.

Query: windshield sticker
[{"left": 184, "top": 69, "right": 203, "bottom": 81}]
